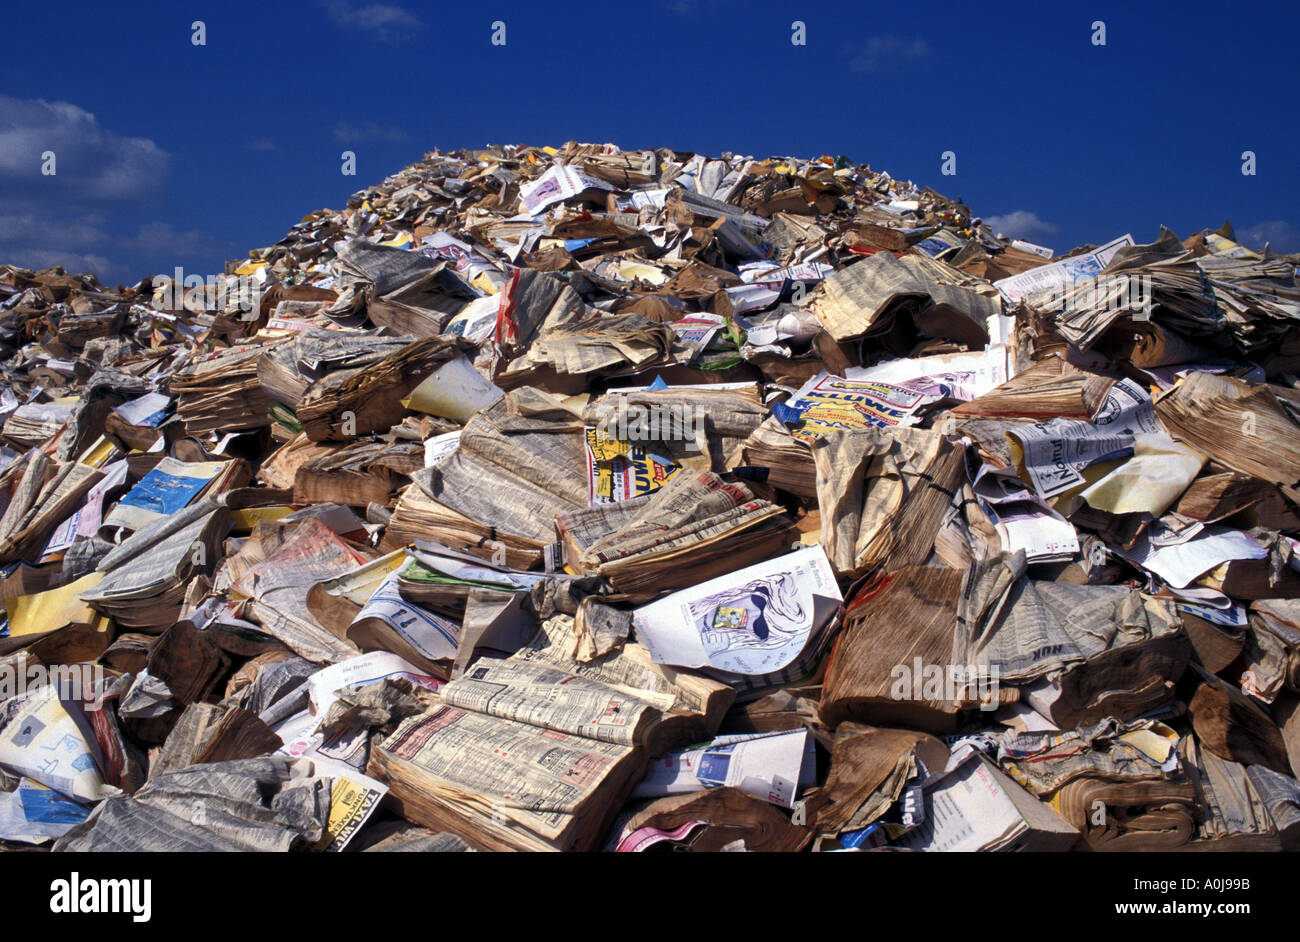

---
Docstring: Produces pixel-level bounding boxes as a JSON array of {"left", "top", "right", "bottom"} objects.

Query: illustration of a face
[{"left": 692, "top": 573, "right": 811, "bottom": 660}]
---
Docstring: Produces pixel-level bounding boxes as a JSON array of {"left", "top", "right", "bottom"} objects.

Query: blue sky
[{"left": 1, "top": 0, "right": 1296, "bottom": 283}]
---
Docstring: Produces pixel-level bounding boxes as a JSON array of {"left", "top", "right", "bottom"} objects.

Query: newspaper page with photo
[{"left": 632, "top": 545, "right": 841, "bottom": 675}]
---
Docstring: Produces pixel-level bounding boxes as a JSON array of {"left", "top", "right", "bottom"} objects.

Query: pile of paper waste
[{"left": 3, "top": 141, "right": 1300, "bottom": 852}]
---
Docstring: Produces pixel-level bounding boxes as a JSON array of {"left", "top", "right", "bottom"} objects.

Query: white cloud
[
  {"left": 1238, "top": 220, "right": 1300, "bottom": 254},
  {"left": 3, "top": 247, "right": 115, "bottom": 277},
  {"left": 984, "top": 210, "right": 1059, "bottom": 242},
  {"left": 666, "top": 0, "right": 730, "bottom": 15},
  {"left": 119, "top": 221, "right": 229, "bottom": 259},
  {"left": 0, "top": 213, "right": 108, "bottom": 250},
  {"left": 0, "top": 95, "right": 169, "bottom": 205},
  {"left": 0, "top": 214, "right": 225, "bottom": 283},
  {"left": 0, "top": 97, "right": 237, "bottom": 282},
  {"left": 319, "top": 1, "right": 421, "bottom": 42},
  {"left": 845, "top": 36, "right": 932, "bottom": 73},
  {"left": 332, "top": 121, "right": 408, "bottom": 143}
]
